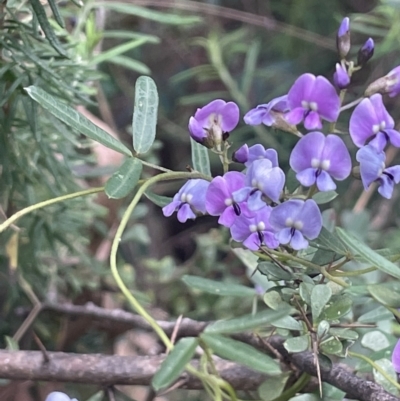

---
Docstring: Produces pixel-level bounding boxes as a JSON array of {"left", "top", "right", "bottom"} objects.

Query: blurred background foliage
[{"left": 2, "top": 0, "right": 400, "bottom": 399}]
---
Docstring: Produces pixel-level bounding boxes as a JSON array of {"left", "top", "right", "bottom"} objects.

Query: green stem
[
  {"left": 0, "top": 187, "right": 104, "bottom": 233},
  {"left": 348, "top": 351, "right": 400, "bottom": 391},
  {"left": 271, "top": 373, "right": 310, "bottom": 401},
  {"left": 139, "top": 159, "right": 171, "bottom": 172},
  {"left": 109, "top": 171, "right": 211, "bottom": 351},
  {"left": 331, "top": 266, "right": 377, "bottom": 277},
  {"left": 387, "top": 307, "right": 400, "bottom": 321},
  {"left": 320, "top": 266, "right": 349, "bottom": 287},
  {"left": 340, "top": 97, "right": 363, "bottom": 112}
]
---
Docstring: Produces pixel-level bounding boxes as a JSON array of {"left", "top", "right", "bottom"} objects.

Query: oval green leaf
[
  {"left": 181, "top": 275, "right": 254, "bottom": 297},
  {"left": 25, "top": 86, "right": 132, "bottom": 157},
  {"left": 105, "top": 157, "right": 142, "bottom": 199},
  {"left": 312, "top": 190, "right": 338, "bottom": 205},
  {"left": 284, "top": 334, "right": 310, "bottom": 353},
  {"left": 201, "top": 333, "right": 281, "bottom": 375},
  {"left": 311, "top": 284, "right": 332, "bottom": 322},
  {"left": 132, "top": 76, "right": 159, "bottom": 154},
  {"left": 321, "top": 295, "right": 352, "bottom": 321},
  {"left": 190, "top": 138, "right": 211, "bottom": 176},
  {"left": 205, "top": 307, "right": 291, "bottom": 335},
  {"left": 336, "top": 227, "right": 400, "bottom": 279},
  {"left": 152, "top": 337, "right": 198, "bottom": 391},
  {"left": 368, "top": 284, "right": 400, "bottom": 308}
]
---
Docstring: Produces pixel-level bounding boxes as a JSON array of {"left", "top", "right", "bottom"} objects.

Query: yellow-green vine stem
[
  {"left": 348, "top": 351, "right": 400, "bottom": 391},
  {"left": 0, "top": 186, "right": 104, "bottom": 233},
  {"left": 110, "top": 171, "right": 211, "bottom": 351}
]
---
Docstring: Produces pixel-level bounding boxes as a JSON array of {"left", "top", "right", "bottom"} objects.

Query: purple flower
[
  {"left": 357, "top": 38, "right": 374, "bottom": 66},
  {"left": 163, "top": 179, "right": 210, "bottom": 223},
  {"left": 393, "top": 339, "right": 400, "bottom": 373},
  {"left": 233, "top": 144, "right": 278, "bottom": 168},
  {"left": 269, "top": 199, "right": 322, "bottom": 250},
  {"left": 205, "top": 171, "right": 246, "bottom": 227},
  {"left": 230, "top": 205, "right": 279, "bottom": 251},
  {"left": 45, "top": 393, "right": 78, "bottom": 401},
  {"left": 385, "top": 66, "right": 400, "bottom": 98},
  {"left": 233, "top": 159, "right": 285, "bottom": 210},
  {"left": 349, "top": 94, "right": 400, "bottom": 151},
  {"left": 337, "top": 17, "right": 350, "bottom": 58},
  {"left": 286, "top": 74, "right": 340, "bottom": 130},
  {"left": 290, "top": 132, "right": 351, "bottom": 191},
  {"left": 244, "top": 95, "right": 288, "bottom": 126},
  {"left": 334, "top": 63, "right": 350, "bottom": 89},
  {"left": 188, "top": 99, "right": 239, "bottom": 149},
  {"left": 356, "top": 145, "right": 400, "bottom": 199}
]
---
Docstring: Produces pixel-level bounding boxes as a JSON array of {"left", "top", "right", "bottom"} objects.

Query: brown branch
[{"left": 0, "top": 350, "right": 267, "bottom": 391}]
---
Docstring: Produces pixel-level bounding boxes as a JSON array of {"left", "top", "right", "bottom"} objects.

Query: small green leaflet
[
  {"left": 144, "top": 191, "right": 172, "bottom": 207},
  {"left": 152, "top": 337, "right": 198, "bottom": 391},
  {"left": 336, "top": 227, "right": 400, "bottom": 279},
  {"left": 132, "top": 76, "right": 159, "bottom": 154},
  {"left": 105, "top": 157, "right": 142, "bottom": 199},
  {"left": 25, "top": 86, "right": 132, "bottom": 157},
  {"left": 190, "top": 138, "right": 211, "bottom": 176}
]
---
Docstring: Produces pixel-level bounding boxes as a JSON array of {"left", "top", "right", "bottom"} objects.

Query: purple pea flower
[
  {"left": 356, "top": 145, "right": 400, "bottom": 199},
  {"left": 269, "top": 199, "right": 322, "bottom": 250},
  {"left": 290, "top": 132, "right": 351, "bottom": 191},
  {"left": 45, "top": 393, "right": 78, "bottom": 401},
  {"left": 188, "top": 99, "right": 240, "bottom": 149},
  {"left": 357, "top": 38, "right": 374, "bottom": 66},
  {"left": 285, "top": 74, "right": 340, "bottom": 130},
  {"left": 334, "top": 63, "right": 350, "bottom": 89},
  {"left": 205, "top": 171, "right": 246, "bottom": 227},
  {"left": 349, "top": 94, "right": 400, "bottom": 151},
  {"left": 233, "top": 144, "right": 278, "bottom": 167},
  {"left": 393, "top": 339, "right": 400, "bottom": 373},
  {"left": 244, "top": 95, "right": 288, "bottom": 126},
  {"left": 385, "top": 66, "right": 400, "bottom": 98},
  {"left": 233, "top": 159, "right": 285, "bottom": 210},
  {"left": 230, "top": 205, "right": 279, "bottom": 251},
  {"left": 337, "top": 17, "right": 350, "bottom": 58},
  {"left": 163, "top": 179, "right": 210, "bottom": 223}
]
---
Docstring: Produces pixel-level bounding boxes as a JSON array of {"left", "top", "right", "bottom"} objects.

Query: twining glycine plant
[{"left": 3, "top": 15, "right": 400, "bottom": 401}]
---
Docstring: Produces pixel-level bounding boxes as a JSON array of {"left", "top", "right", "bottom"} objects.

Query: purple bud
[
  {"left": 244, "top": 95, "right": 288, "bottom": 126},
  {"left": 188, "top": 99, "right": 240, "bottom": 149},
  {"left": 357, "top": 38, "right": 374, "bottom": 66},
  {"left": 392, "top": 339, "right": 400, "bottom": 373},
  {"left": 232, "top": 144, "right": 249, "bottom": 163},
  {"left": 385, "top": 66, "right": 400, "bottom": 98},
  {"left": 337, "top": 17, "right": 350, "bottom": 58},
  {"left": 333, "top": 63, "right": 350, "bottom": 89}
]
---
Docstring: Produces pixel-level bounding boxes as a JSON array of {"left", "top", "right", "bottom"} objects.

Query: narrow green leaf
[
  {"left": 311, "top": 285, "right": 332, "bottom": 322},
  {"left": 5, "top": 336, "right": 19, "bottom": 351},
  {"left": 132, "top": 76, "right": 159, "bottom": 154},
  {"left": 25, "top": 86, "right": 132, "bottom": 157},
  {"left": 29, "top": 0, "right": 67, "bottom": 57},
  {"left": 358, "top": 306, "right": 393, "bottom": 323},
  {"left": 105, "top": 158, "right": 142, "bottom": 199},
  {"left": 48, "top": 0, "right": 65, "bottom": 28},
  {"left": 152, "top": 337, "right": 198, "bottom": 391},
  {"left": 205, "top": 307, "right": 291, "bottom": 334},
  {"left": 98, "top": 2, "right": 202, "bottom": 25},
  {"left": 103, "top": 31, "right": 160, "bottom": 43},
  {"left": 284, "top": 334, "right": 310, "bottom": 353},
  {"left": 107, "top": 55, "right": 151, "bottom": 75},
  {"left": 271, "top": 316, "right": 303, "bottom": 331},
  {"left": 190, "top": 138, "right": 211, "bottom": 176},
  {"left": 368, "top": 284, "right": 400, "bottom": 308},
  {"left": 336, "top": 227, "right": 400, "bottom": 279},
  {"left": 181, "top": 275, "right": 254, "bottom": 297},
  {"left": 201, "top": 334, "right": 281, "bottom": 375},
  {"left": 144, "top": 191, "right": 172, "bottom": 207},
  {"left": 310, "top": 226, "right": 348, "bottom": 255}
]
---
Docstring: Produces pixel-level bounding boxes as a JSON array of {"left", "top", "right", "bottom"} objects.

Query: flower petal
[
  {"left": 378, "top": 175, "right": 395, "bottom": 199},
  {"left": 296, "top": 168, "right": 317, "bottom": 187},
  {"left": 392, "top": 339, "right": 400, "bottom": 373},
  {"left": 356, "top": 145, "right": 384, "bottom": 189},
  {"left": 316, "top": 171, "right": 337, "bottom": 191},
  {"left": 177, "top": 203, "right": 196, "bottom": 223},
  {"left": 297, "top": 199, "right": 322, "bottom": 239},
  {"left": 243, "top": 232, "right": 262, "bottom": 251},
  {"left": 321, "top": 134, "right": 352, "bottom": 179},
  {"left": 309, "top": 76, "right": 340, "bottom": 122},
  {"left": 188, "top": 116, "right": 207, "bottom": 142},
  {"left": 162, "top": 200, "right": 180, "bottom": 217},
  {"left": 218, "top": 207, "right": 237, "bottom": 227},
  {"left": 285, "top": 107, "right": 305, "bottom": 126},
  {"left": 269, "top": 199, "right": 304, "bottom": 230},
  {"left": 205, "top": 176, "right": 231, "bottom": 215},
  {"left": 290, "top": 230, "right": 309, "bottom": 250},
  {"left": 194, "top": 99, "right": 226, "bottom": 125},
  {"left": 287, "top": 73, "right": 316, "bottom": 108},
  {"left": 386, "top": 129, "right": 400, "bottom": 147},
  {"left": 304, "top": 111, "right": 322, "bottom": 130},
  {"left": 290, "top": 132, "right": 325, "bottom": 172},
  {"left": 349, "top": 98, "right": 378, "bottom": 147},
  {"left": 220, "top": 102, "right": 240, "bottom": 132}
]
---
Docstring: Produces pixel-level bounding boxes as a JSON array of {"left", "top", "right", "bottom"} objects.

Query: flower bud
[
  {"left": 333, "top": 63, "right": 350, "bottom": 89},
  {"left": 357, "top": 38, "right": 374, "bottom": 66},
  {"left": 364, "top": 67, "right": 400, "bottom": 98},
  {"left": 337, "top": 17, "right": 350, "bottom": 59},
  {"left": 232, "top": 144, "right": 249, "bottom": 163}
]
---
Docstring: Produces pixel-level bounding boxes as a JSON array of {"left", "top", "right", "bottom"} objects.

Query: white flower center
[
  {"left": 294, "top": 220, "right": 304, "bottom": 230},
  {"left": 249, "top": 224, "right": 257, "bottom": 232},
  {"left": 285, "top": 217, "right": 294, "bottom": 227},
  {"left": 225, "top": 198, "right": 233, "bottom": 206},
  {"left": 372, "top": 124, "right": 380, "bottom": 134},
  {"left": 186, "top": 194, "right": 193, "bottom": 203},
  {"left": 301, "top": 100, "right": 318, "bottom": 111},
  {"left": 311, "top": 158, "right": 320, "bottom": 168},
  {"left": 257, "top": 222, "right": 266, "bottom": 231},
  {"left": 320, "top": 160, "right": 330, "bottom": 171},
  {"left": 309, "top": 101, "right": 318, "bottom": 111},
  {"left": 380, "top": 121, "right": 386, "bottom": 130},
  {"left": 180, "top": 193, "right": 188, "bottom": 203}
]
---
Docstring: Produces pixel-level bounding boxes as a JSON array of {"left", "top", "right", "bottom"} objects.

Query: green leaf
[
  {"left": 98, "top": 2, "right": 202, "bottom": 25},
  {"left": 299, "top": 282, "right": 314, "bottom": 306},
  {"left": 144, "top": 191, "right": 172, "bottom": 207},
  {"left": 329, "top": 328, "right": 359, "bottom": 341},
  {"left": 205, "top": 308, "right": 290, "bottom": 334},
  {"left": 181, "top": 275, "right": 254, "bottom": 297},
  {"left": 201, "top": 333, "right": 281, "bottom": 375},
  {"left": 190, "top": 138, "right": 211, "bottom": 176},
  {"left": 284, "top": 334, "right": 310, "bottom": 353},
  {"left": 105, "top": 158, "right": 142, "bottom": 199},
  {"left": 310, "top": 226, "right": 348, "bottom": 255},
  {"left": 132, "top": 76, "right": 159, "bottom": 154},
  {"left": 5, "top": 336, "right": 19, "bottom": 350},
  {"left": 271, "top": 316, "right": 303, "bottom": 331},
  {"left": 48, "top": 0, "right": 65, "bottom": 28},
  {"left": 152, "top": 337, "right": 198, "bottom": 391},
  {"left": 337, "top": 227, "right": 400, "bottom": 279},
  {"left": 321, "top": 295, "right": 352, "bottom": 321},
  {"left": 368, "top": 284, "right": 400, "bottom": 308},
  {"left": 311, "top": 284, "right": 332, "bottom": 322},
  {"left": 373, "top": 358, "right": 400, "bottom": 396},
  {"left": 361, "top": 331, "right": 390, "bottom": 352},
  {"left": 320, "top": 338, "right": 343, "bottom": 355},
  {"left": 258, "top": 373, "right": 290, "bottom": 401},
  {"left": 358, "top": 306, "right": 393, "bottom": 323},
  {"left": 317, "top": 320, "right": 330, "bottom": 339},
  {"left": 29, "top": 0, "right": 68, "bottom": 57},
  {"left": 25, "top": 86, "right": 132, "bottom": 157},
  {"left": 84, "top": 391, "right": 104, "bottom": 401},
  {"left": 258, "top": 261, "right": 293, "bottom": 281},
  {"left": 286, "top": 169, "right": 300, "bottom": 192},
  {"left": 107, "top": 55, "right": 151, "bottom": 75},
  {"left": 312, "top": 190, "right": 338, "bottom": 204}
]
